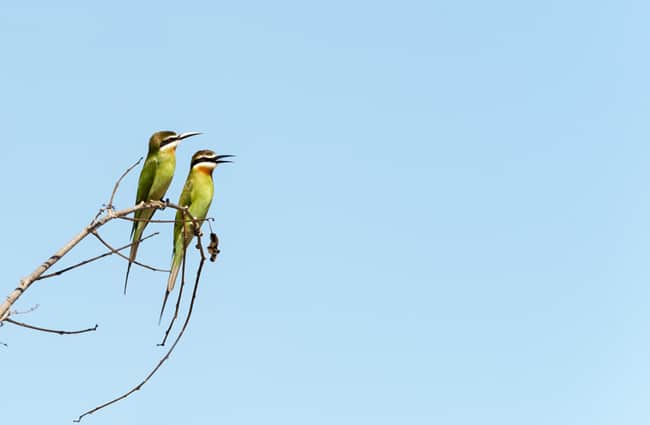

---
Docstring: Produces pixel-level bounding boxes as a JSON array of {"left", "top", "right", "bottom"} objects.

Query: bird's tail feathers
[
  {"left": 123, "top": 229, "right": 142, "bottom": 295},
  {"left": 167, "top": 255, "right": 182, "bottom": 294},
  {"left": 159, "top": 290, "right": 170, "bottom": 325},
  {"left": 160, "top": 254, "right": 182, "bottom": 323},
  {"left": 123, "top": 262, "right": 133, "bottom": 295}
]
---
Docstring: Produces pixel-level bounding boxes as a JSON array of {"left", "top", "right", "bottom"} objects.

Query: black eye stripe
[
  {"left": 160, "top": 137, "right": 177, "bottom": 147},
  {"left": 191, "top": 157, "right": 217, "bottom": 167}
]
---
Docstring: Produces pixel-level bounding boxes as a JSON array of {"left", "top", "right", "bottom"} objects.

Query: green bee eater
[
  {"left": 124, "top": 130, "right": 202, "bottom": 294},
  {"left": 159, "top": 149, "right": 233, "bottom": 322}
]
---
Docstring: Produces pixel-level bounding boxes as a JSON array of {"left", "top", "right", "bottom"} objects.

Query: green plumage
[
  {"left": 167, "top": 168, "right": 214, "bottom": 285},
  {"left": 159, "top": 149, "right": 226, "bottom": 322},
  {"left": 124, "top": 130, "right": 201, "bottom": 294},
  {"left": 130, "top": 144, "right": 177, "bottom": 241}
]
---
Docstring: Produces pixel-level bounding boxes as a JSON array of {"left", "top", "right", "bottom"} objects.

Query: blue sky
[{"left": 1, "top": 1, "right": 650, "bottom": 424}]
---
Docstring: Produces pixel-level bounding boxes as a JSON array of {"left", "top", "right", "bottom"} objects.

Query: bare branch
[
  {"left": 89, "top": 158, "right": 144, "bottom": 226},
  {"left": 117, "top": 216, "right": 214, "bottom": 224},
  {"left": 11, "top": 304, "right": 40, "bottom": 315},
  {"left": 90, "top": 230, "right": 169, "bottom": 273},
  {"left": 0, "top": 199, "right": 196, "bottom": 322},
  {"left": 107, "top": 157, "right": 143, "bottom": 210},
  {"left": 74, "top": 240, "right": 208, "bottom": 422},
  {"left": 158, "top": 210, "right": 191, "bottom": 346},
  {"left": 5, "top": 318, "right": 98, "bottom": 335},
  {"left": 37, "top": 232, "right": 160, "bottom": 281},
  {"left": 0, "top": 157, "right": 223, "bottom": 422}
]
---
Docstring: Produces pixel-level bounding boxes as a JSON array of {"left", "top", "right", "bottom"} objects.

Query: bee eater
[
  {"left": 124, "top": 130, "right": 202, "bottom": 294},
  {"left": 159, "top": 149, "right": 233, "bottom": 321}
]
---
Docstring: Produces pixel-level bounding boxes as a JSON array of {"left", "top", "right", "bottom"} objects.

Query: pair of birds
[{"left": 124, "top": 130, "right": 232, "bottom": 321}]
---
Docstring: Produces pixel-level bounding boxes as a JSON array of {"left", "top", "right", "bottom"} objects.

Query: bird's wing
[
  {"left": 131, "top": 155, "right": 158, "bottom": 237},
  {"left": 172, "top": 176, "right": 193, "bottom": 257},
  {"left": 136, "top": 155, "right": 158, "bottom": 204}
]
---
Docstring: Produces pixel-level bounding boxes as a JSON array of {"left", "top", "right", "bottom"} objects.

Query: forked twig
[
  {"left": 0, "top": 156, "right": 202, "bottom": 322},
  {"left": 158, "top": 211, "right": 191, "bottom": 346},
  {"left": 0, "top": 160, "right": 148, "bottom": 321},
  {"left": 90, "top": 231, "right": 169, "bottom": 273},
  {"left": 0, "top": 199, "right": 202, "bottom": 320},
  {"left": 0, "top": 156, "right": 224, "bottom": 422},
  {"left": 5, "top": 318, "right": 98, "bottom": 335},
  {"left": 37, "top": 232, "right": 160, "bottom": 281},
  {"left": 74, "top": 238, "right": 208, "bottom": 422}
]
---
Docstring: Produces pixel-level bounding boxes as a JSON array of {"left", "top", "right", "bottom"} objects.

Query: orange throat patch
[{"left": 194, "top": 163, "right": 215, "bottom": 175}]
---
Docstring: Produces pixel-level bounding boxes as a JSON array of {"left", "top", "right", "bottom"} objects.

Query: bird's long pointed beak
[
  {"left": 215, "top": 154, "right": 235, "bottom": 164},
  {"left": 177, "top": 131, "right": 202, "bottom": 140}
]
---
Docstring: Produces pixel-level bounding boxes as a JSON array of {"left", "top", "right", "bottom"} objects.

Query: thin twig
[
  {"left": 90, "top": 207, "right": 106, "bottom": 227},
  {"left": 158, "top": 211, "right": 191, "bottom": 346},
  {"left": 11, "top": 304, "right": 40, "bottom": 315},
  {"left": 107, "top": 157, "right": 143, "bottom": 210},
  {"left": 90, "top": 231, "right": 169, "bottom": 273},
  {"left": 90, "top": 157, "right": 143, "bottom": 226},
  {"left": 0, "top": 199, "right": 195, "bottom": 321},
  {"left": 117, "top": 216, "right": 214, "bottom": 224},
  {"left": 37, "top": 233, "right": 160, "bottom": 281},
  {"left": 0, "top": 157, "right": 221, "bottom": 421},
  {"left": 5, "top": 318, "right": 98, "bottom": 335},
  {"left": 74, "top": 239, "right": 208, "bottom": 422}
]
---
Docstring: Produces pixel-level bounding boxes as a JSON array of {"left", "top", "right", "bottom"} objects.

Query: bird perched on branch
[
  {"left": 124, "top": 130, "right": 202, "bottom": 294},
  {"left": 159, "top": 149, "right": 233, "bottom": 322}
]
